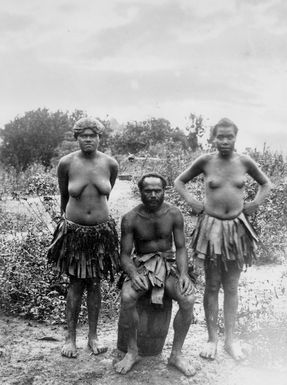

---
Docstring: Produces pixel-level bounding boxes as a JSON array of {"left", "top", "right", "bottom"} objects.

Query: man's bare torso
[{"left": 130, "top": 202, "right": 175, "bottom": 254}]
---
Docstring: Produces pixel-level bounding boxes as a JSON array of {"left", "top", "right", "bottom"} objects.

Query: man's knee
[
  {"left": 120, "top": 285, "right": 139, "bottom": 307},
  {"left": 178, "top": 293, "right": 195, "bottom": 311}
]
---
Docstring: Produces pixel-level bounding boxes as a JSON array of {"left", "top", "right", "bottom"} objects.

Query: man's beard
[{"left": 141, "top": 194, "right": 164, "bottom": 210}]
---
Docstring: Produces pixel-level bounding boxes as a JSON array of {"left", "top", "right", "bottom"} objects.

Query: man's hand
[
  {"left": 178, "top": 273, "right": 195, "bottom": 296},
  {"left": 130, "top": 272, "right": 149, "bottom": 292},
  {"left": 243, "top": 201, "right": 259, "bottom": 216}
]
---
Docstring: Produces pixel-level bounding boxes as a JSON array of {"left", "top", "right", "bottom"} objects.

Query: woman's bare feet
[
  {"left": 61, "top": 339, "right": 77, "bottom": 358},
  {"left": 168, "top": 353, "right": 196, "bottom": 377},
  {"left": 114, "top": 352, "right": 141, "bottom": 374},
  {"left": 224, "top": 341, "right": 247, "bottom": 361},
  {"left": 200, "top": 341, "right": 218, "bottom": 360},
  {"left": 88, "top": 337, "right": 108, "bottom": 355}
]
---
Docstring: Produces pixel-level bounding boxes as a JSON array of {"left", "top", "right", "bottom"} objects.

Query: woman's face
[
  {"left": 213, "top": 125, "right": 236, "bottom": 156},
  {"left": 77, "top": 128, "right": 100, "bottom": 153}
]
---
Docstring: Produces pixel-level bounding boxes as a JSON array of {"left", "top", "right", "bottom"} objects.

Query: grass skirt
[
  {"left": 191, "top": 212, "right": 258, "bottom": 270},
  {"left": 47, "top": 216, "right": 120, "bottom": 280}
]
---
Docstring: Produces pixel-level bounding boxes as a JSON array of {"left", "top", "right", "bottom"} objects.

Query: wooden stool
[{"left": 117, "top": 292, "right": 172, "bottom": 356}]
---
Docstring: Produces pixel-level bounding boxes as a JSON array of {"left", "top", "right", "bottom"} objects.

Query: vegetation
[{"left": 0, "top": 109, "right": 205, "bottom": 171}]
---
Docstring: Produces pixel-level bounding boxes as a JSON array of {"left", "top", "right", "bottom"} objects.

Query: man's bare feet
[
  {"left": 114, "top": 352, "right": 141, "bottom": 374},
  {"left": 168, "top": 353, "right": 196, "bottom": 377},
  {"left": 200, "top": 341, "right": 217, "bottom": 360},
  {"left": 61, "top": 339, "right": 77, "bottom": 358},
  {"left": 88, "top": 338, "right": 108, "bottom": 355},
  {"left": 224, "top": 341, "right": 247, "bottom": 361}
]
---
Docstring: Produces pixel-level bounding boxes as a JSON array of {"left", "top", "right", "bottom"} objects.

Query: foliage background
[{"left": 0, "top": 109, "right": 286, "bottom": 336}]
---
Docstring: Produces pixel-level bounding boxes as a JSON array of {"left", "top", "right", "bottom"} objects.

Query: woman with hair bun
[{"left": 48, "top": 117, "right": 120, "bottom": 358}]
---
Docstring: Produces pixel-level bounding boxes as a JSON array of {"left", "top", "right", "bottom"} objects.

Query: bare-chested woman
[
  {"left": 48, "top": 117, "right": 120, "bottom": 358},
  {"left": 174, "top": 118, "right": 271, "bottom": 361}
]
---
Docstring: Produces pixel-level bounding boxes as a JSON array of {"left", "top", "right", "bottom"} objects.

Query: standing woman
[
  {"left": 174, "top": 118, "right": 271, "bottom": 361},
  {"left": 48, "top": 117, "right": 120, "bottom": 358}
]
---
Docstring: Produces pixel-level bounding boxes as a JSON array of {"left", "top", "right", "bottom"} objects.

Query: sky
[{"left": 0, "top": 0, "right": 286, "bottom": 152}]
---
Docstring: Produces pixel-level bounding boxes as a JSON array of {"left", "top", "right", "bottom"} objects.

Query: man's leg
[
  {"left": 61, "top": 276, "right": 85, "bottom": 358},
  {"left": 86, "top": 278, "right": 107, "bottom": 355},
  {"left": 222, "top": 262, "right": 245, "bottom": 360},
  {"left": 200, "top": 262, "right": 222, "bottom": 360},
  {"left": 165, "top": 276, "right": 196, "bottom": 377},
  {"left": 114, "top": 281, "right": 144, "bottom": 374}
]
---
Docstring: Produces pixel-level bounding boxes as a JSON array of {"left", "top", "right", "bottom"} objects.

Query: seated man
[{"left": 114, "top": 173, "right": 196, "bottom": 377}]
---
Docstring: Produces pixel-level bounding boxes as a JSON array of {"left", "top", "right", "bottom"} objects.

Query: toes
[
  {"left": 114, "top": 363, "right": 127, "bottom": 374},
  {"left": 61, "top": 347, "right": 77, "bottom": 358},
  {"left": 186, "top": 365, "right": 196, "bottom": 377},
  {"left": 200, "top": 351, "right": 215, "bottom": 360},
  {"left": 88, "top": 343, "right": 108, "bottom": 355},
  {"left": 94, "top": 348, "right": 107, "bottom": 355}
]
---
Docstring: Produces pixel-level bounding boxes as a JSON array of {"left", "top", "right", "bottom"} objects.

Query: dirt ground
[{"left": 1, "top": 180, "right": 287, "bottom": 385}]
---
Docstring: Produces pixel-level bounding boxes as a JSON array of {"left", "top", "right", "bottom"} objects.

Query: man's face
[
  {"left": 213, "top": 125, "right": 236, "bottom": 156},
  {"left": 140, "top": 177, "right": 165, "bottom": 211},
  {"left": 77, "top": 128, "right": 99, "bottom": 153}
]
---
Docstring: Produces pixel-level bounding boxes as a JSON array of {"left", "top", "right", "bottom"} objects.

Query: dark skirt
[
  {"left": 191, "top": 212, "right": 258, "bottom": 270},
  {"left": 47, "top": 216, "right": 120, "bottom": 280}
]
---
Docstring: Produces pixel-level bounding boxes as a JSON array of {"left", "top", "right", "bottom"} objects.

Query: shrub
[
  {"left": 0, "top": 229, "right": 63, "bottom": 322},
  {"left": 0, "top": 163, "right": 58, "bottom": 198},
  {"left": 0, "top": 228, "right": 120, "bottom": 323}
]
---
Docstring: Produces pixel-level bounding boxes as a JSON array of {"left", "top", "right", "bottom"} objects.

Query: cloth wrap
[
  {"left": 47, "top": 216, "right": 120, "bottom": 281},
  {"left": 126, "top": 251, "right": 177, "bottom": 305},
  {"left": 191, "top": 212, "right": 258, "bottom": 270}
]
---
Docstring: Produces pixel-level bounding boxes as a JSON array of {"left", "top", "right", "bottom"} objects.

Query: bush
[
  {"left": 0, "top": 229, "right": 64, "bottom": 322},
  {"left": 0, "top": 228, "right": 120, "bottom": 323},
  {"left": 0, "top": 163, "right": 58, "bottom": 198}
]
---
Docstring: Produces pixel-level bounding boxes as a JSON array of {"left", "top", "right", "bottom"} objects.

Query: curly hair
[{"left": 137, "top": 173, "right": 167, "bottom": 191}]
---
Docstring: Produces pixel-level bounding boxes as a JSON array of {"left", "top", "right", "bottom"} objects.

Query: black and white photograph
[{"left": 0, "top": 1, "right": 286, "bottom": 384}]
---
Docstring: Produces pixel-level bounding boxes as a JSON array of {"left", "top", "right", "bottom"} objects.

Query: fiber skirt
[
  {"left": 191, "top": 212, "right": 258, "bottom": 270},
  {"left": 47, "top": 216, "right": 120, "bottom": 280}
]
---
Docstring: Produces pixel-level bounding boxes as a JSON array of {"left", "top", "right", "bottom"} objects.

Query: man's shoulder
[
  {"left": 122, "top": 204, "right": 142, "bottom": 220},
  {"left": 164, "top": 203, "right": 184, "bottom": 222},
  {"left": 163, "top": 202, "right": 181, "bottom": 214}
]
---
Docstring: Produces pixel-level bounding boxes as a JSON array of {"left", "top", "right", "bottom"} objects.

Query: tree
[
  {"left": 110, "top": 118, "right": 176, "bottom": 155},
  {"left": 0, "top": 108, "right": 71, "bottom": 170},
  {"left": 186, "top": 113, "right": 206, "bottom": 151}
]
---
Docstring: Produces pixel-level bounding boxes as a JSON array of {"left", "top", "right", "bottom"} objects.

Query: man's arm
[
  {"left": 120, "top": 213, "right": 148, "bottom": 291},
  {"left": 243, "top": 155, "right": 272, "bottom": 215},
  {"left": 57, "top": 157, "right": 69, "bottom": 215},
  {"left": 172, "top": 208, "right": 194, "bottom": 295},
  {"left": 174, "top": 155, "right": 206, "bottom": 214}
]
